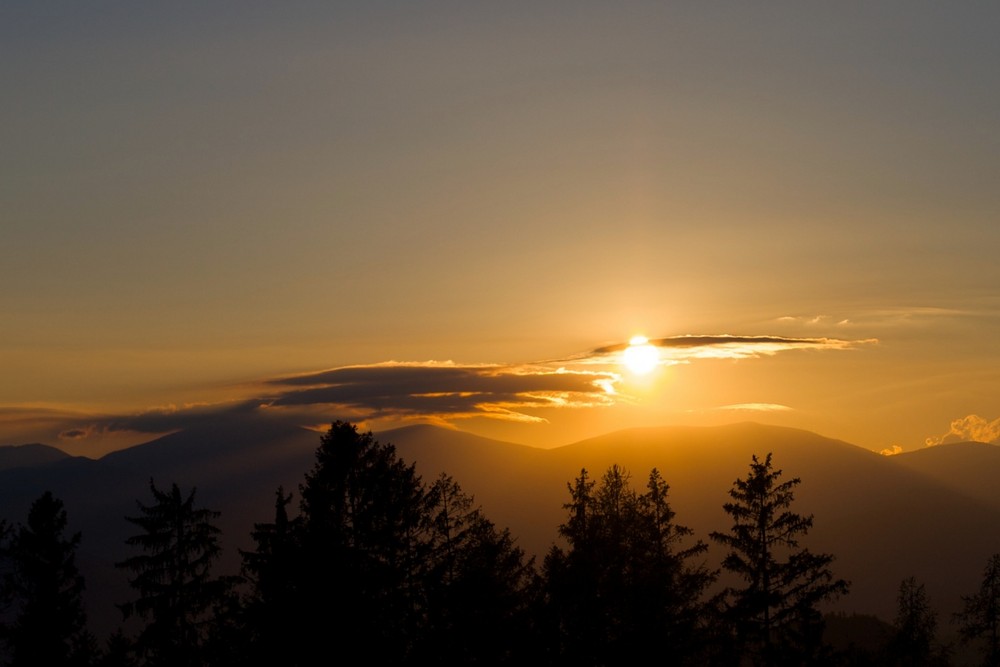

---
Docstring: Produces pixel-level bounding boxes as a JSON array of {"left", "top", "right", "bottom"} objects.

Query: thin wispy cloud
[
  {"left": 780, "top": 305, "right": 994, "bottom": 332},
  {"left": 714, "top": 403, "right": 793, "bottom": 413},
  {"left": 23, "top": 401, "right": 266, "bottom": 444},
  {"left": 95, "top": 400, "right": 263, "bottom": 435},
  {"left": 581, "top": 334, "right": 875, "bottom": 363},
  {"left": 777, "top": 315, "right": 856, "bottom": 327}
]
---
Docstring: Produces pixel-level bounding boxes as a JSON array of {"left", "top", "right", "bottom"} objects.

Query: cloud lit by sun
[
  {"left": 622, "top": 336, "right": 660, "bottom": 375},
  {"left": 27, "top": 331, "right": 880, "bottom": 453}
]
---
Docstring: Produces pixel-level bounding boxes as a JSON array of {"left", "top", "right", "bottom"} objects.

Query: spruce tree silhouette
[
  {"left": 260, "top": 421, "right": 540, "bottom": 666},
  {"left": 887, "top": 576, "right": 945, "bottom": 667},
  {"left": 240, "top": 486, "right": 300, "bottom": 667},
  {"left": 294, "top": 421, "right": 427, "bottom": 664},
  {"left": 0, "top": 491, "right": 93, "bottom": 667},
  {"left": 418, "top": 473, "right": 538, "bottom": 665},
  {"left": 710, "top": 453, "right": 848, "bottom": 666},
  {"left": 544, "top": 465, "right": 715, "bottom": 666},
  {"left": 116, "top": 479, "right": 230, "bottom": 667}
]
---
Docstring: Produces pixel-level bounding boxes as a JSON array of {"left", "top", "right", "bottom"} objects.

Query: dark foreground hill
[{"left": 1, "top": 419, "right": 998, "bottom": 641}]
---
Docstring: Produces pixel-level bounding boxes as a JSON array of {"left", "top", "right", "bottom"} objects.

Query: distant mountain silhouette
[
  {"left": 0, "top": 442, "right": 73, "bottom": 471},
  {"left": 2, "top": 419, "right": 999, "bottom": 642},
  {"left": 888, "top": 441, "right": 1000, "bottom": 509}
]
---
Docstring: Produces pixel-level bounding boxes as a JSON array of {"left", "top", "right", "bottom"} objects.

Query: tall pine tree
[
  {"left": 239, "top": 422, "right": 540, "bottom": 665},
  {"left": 710, "top": 453, "right": 848, "bottom": 665},
  {"left": 116, "top": 480, "right": 231, "bottom": 667},
  {"left": 294, "top": 421, "right": 428, "bottom": 664},
  {"left": 239, "top": 486, "right": 300, "bottom": 667},
  {"left": 0, "top": 491, "right": 93, "bottom": 667},
  {"left": 544, "top": 465, "right": 715, "bottom": 665},
  {"left": 887, "top": 576, "right": 943, "bottom": 667},
  {"left": 417, "top": 473, "right": 538, "bottom": 665}
]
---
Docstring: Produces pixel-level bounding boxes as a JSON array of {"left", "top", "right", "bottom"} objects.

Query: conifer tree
[
  {"left": 116, "top": 479, "right": 230, "bottom": 667},
  {"left": 247, "top": 421, "right": 540, "bottom": 665},
  {"left": 239, "top": 486, "right": 300, "bottom": 667},
  {"left": 887, "top": 576, "right": 941, "bottom": 667},
  {"left": 634, "top": 468, "right": 717, "bottom": 659},
  {"left": 956, "top": 554, "right": 1000, "bottom": 667},
  {"left": 418, "top": 473, "right": 537, "bottom": 665},
  {"left": 97, "top": 629, "right": 138, "bottom": 667},
  {"left": 542, "top": 467, "right": 602, "bottom": 663},
  {"left": 710, "top": 453, "right": 848, "bottom": 665},
  {"left": 544, "top": 464, "right": 715, "bottom": 665},
  {"left": 294, "top": 421, "right": 428, "bottom": 664},
  {"left": 0, "top": 491, "right": 93, "bottom": 667}
]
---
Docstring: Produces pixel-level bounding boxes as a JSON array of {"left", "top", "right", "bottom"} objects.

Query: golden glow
[{"left": 623, "top": 336, "right": 659, "bottom": 375}]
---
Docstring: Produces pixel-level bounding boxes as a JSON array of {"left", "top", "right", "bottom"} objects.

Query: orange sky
[{"left": 2, "top": 3, "right": 999, "bottom": 457}]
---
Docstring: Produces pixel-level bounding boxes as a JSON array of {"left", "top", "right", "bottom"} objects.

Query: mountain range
[{"left": 1, "top": 419, "right": 998, "bottom": 642}]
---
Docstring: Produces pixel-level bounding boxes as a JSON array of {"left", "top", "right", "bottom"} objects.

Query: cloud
[
  {"left": 265, "top": 362, "right": 619, "bottom": 423},
  {"left": 715, "top": 403, "right": 793, "bottom": 412},
  {"left": 880, "top": 445, "right": 904, "bottom": 456},
  {"left": 59, "top": 427, "right": 93, "bottom": 440},
  {"left": 0, "top": 406, "right": 105, "bottom": 446},
  {"left": 585, "top": 334, "right": 875, "bottom": 362},
  {"left": 777, "top": 306, "right": 990, "bottom": 331},
  {"left": 257, "top": 333, "right": 872, "bottom": 427},
  {"left": 29, "top": 332, "right": 874, "bottom": 443},
  {"left": 777, "top": 315, "right": 830, "bottom": 326},
  {"left": 926, "top": 414, "right": 1000, "bottom": 447},
  {"left": 33, "top": 401, "right": 266, "bottom": 444}
]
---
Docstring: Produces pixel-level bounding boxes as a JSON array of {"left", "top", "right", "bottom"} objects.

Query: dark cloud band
[{"left": 26, "top": 332, "right": 875, "bottom": 441}]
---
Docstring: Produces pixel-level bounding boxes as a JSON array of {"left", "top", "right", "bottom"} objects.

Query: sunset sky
[{"left": 3, "top": 2, "right": 999, "bottom": 457}]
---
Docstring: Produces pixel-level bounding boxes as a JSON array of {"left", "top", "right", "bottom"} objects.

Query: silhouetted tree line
[{"left": 0, "top": 421, "right": 995, "bottom": 666}]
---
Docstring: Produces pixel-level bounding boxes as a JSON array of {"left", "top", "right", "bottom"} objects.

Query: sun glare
[{"left": 623, "top": 336, "right": 659, "bottom": 375}]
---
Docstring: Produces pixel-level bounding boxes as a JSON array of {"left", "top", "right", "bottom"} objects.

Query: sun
[{"left": 622, "top": 335, "right": 659, "bottom": 375}]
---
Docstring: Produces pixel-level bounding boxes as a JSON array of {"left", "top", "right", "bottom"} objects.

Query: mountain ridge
[
  {"left": 0, "top": 442, "right": 75, "bottom": 471},
  {"left": 2, "top": 420, "right": 999, "bottom": 641}
]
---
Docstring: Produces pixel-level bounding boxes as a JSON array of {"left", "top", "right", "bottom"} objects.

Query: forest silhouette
[{"left": 1, "top": 421, "right": 998, "bottom": 666}]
